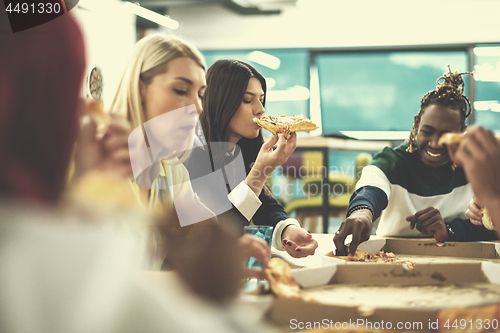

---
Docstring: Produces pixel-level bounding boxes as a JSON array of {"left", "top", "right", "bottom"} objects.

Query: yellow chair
[{"left": 284, "top": 152, "right": 372, "bottom": 233}]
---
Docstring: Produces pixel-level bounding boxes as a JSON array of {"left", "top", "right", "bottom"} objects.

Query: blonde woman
[
  {"left": 110, "top": 35, "right": 271, "bottom": 284},
  {"left": 110, "top": 34, "right": 212, "bottom": 271}
]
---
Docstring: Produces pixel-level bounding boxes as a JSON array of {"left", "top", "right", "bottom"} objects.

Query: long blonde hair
[{"left": 111, "top": 34, "right": 206, "bottom": 130}]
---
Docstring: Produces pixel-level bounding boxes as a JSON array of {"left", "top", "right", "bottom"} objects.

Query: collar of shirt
[{"left": 225, "top": 145, "right": 236, "bottom": 157}]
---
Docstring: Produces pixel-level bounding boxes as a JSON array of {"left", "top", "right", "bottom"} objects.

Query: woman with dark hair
[
  {"left": 334, "top": 67, "right": 498, "bottom": 256},
  {"left": 185, "top": 59, "right": 318, "bottom": 258}
]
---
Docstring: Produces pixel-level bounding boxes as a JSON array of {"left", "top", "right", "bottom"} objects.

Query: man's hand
[
  {"left": 406, "top": 207, "right": 448, "bottom": 243},
  {"left": 333, "top": 209, "right": 373, "bottom": 256},
  {"left": 281, "top": 225, "right": 318, "bottom": 258}
]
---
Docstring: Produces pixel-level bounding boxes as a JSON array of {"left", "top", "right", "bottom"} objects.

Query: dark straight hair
[{"left": 201, "top": 59, "right": 267, "bottom": 174}]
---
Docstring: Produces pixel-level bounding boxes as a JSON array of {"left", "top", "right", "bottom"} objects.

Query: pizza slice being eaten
[{"left": 253, "top": 114, "right": 318, "bottom": 139}]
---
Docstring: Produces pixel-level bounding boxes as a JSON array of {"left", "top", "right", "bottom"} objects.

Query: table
[{"left": 294, "top": 136, "right": 391, "bottom": 233}]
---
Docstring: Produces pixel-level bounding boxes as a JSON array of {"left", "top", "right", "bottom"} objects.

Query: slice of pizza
[
  {"left": 439, "top": 131, "right": 500, "bottom": 146},
  {"left": 482, "top": 207, "right": 495, "bottom": 230},
  {"left": 264, "top": 257, "right": 305, "bottom": 300},
  {"left": 335, "top": 248, "right": 415, "bottom": 268},
  {"left": 253, "top": 114, "right": 318, "bottom": 139},
  {"left": 438, "top": 132, "right": 464, "bottom": 146}
]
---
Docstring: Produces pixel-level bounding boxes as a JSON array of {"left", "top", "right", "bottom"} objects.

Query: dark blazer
[{"left": 183, "top": 135, "right": 290, "bottom": 235}]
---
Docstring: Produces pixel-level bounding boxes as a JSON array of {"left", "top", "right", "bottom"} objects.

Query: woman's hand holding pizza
[
  {"left": 73, "top": 100, "right": 133, "bottom": 180},
  {"left": 256, "top": 132, "right": 297, "bottom": 175},
  {"left": 246, "top": 133, "right": 297, "bottom": 195}
]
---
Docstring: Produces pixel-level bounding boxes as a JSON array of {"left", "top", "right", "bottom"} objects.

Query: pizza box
[
  {"left": 267, "top": 261, "right": 500, "bottom": 331},
  {"left": 322, "top": 237, "right": 500, "bottom": 266}
]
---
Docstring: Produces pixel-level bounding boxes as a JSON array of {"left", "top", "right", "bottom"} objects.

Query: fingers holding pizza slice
[
  {"left": 253, "top": 114, "right": 318, "bottom": 139},
  {"left": 438, "top": 131, "right": 496, "bottom": 231},
  {"left": 79, "top": 98, "right": 111, "bottom": 138}
]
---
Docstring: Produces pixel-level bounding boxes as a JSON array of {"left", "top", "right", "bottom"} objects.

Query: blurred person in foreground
[
  {"left": 0, "top": 12, "right": 273, "bottom": 333},
  {"left": 446, "top": 126, "right": 500, "bottom": 238},
  {"left": 334, "top": 67, "right": 498, "bottom": 256}
]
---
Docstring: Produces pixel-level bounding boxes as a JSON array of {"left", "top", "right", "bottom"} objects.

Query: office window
[
  {"left": 202, "top": 49, "right": 310, "bottom": 122},
  {"left": 473, "top": 45, "right": 500, "bottom": 131},
  {"left": 315, "top": 51, "right": 468, "bottom": 139}
]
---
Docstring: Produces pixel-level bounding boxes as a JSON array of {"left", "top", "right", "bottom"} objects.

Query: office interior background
[{"left": 74, "top": 0, "right": 500, "bottom": 231}]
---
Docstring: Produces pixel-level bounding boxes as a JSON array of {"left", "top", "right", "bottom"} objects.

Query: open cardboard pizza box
[
  {"left": 268, "top": 261, "right": 500, "bottom": 330},
  {"left": 323, "top": 237, "right": 500, "bottom": 266}
]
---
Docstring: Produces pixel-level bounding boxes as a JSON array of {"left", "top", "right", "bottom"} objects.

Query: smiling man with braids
[{"left": 334, "top": 66, "right": 498, "bottom": 256}]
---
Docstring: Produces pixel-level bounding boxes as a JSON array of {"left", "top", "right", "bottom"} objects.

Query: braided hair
[{"left": 406, "top": 65, "right": 474, "bottom": 153}]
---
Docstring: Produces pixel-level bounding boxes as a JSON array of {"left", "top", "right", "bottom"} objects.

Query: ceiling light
[
  {"left": 339, "top": 131, "right": 410, "bottom": 140},
  {"left": 475, "top": 100, "right": 500, "bottom": 112},
  {"left": 265, "top": 77, "right": 276, "bottom": 89},
  {"left": 247, "top": 51, "right": 280, "bottom": 70},
  {"left": 124, "top": 2, "right": 179, "bottom": 30},
  {"left": 492, "top": 103, "right": 500, "bottom": 113},
  {"left": 473, "top": 47, "right": 500, "bottom": 57},
  {"left": 266, "top": 85, "right": 309, "bottom": 101}
]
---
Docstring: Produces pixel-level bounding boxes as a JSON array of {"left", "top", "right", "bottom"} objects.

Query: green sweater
[{"left": 354, "top": 143, "right": 472, "bottom": 237}]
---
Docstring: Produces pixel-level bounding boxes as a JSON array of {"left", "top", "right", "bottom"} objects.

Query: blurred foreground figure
[
  {"left": 446, "top": 126, "right": 500, "bottom": 238},
  {"left": 0, "top": 12, "right": 273, "bottom": 333}
]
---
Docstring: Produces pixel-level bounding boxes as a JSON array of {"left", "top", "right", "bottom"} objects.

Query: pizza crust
[
  {"left": 264, "top": 258, "right": 308, "bottom": 300},
  {"left": 438, "top": 132, "right": 463, "bottom": 146},
  {"left": 253, "top": 114, "right": 318, "bottom": 139},
  {"left": 482, "top": 207, "right": 495, "bottom": 230}
]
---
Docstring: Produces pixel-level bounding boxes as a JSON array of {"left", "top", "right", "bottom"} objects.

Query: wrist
[
  {"left": 281, "top": 224, "right": 297, "bottom": 240},
  {"left": 347, "top": 205, "right": 374, "bottom": 220},
  {"left": 246, "top": 169, "right": 267, "bottom": 196}
]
